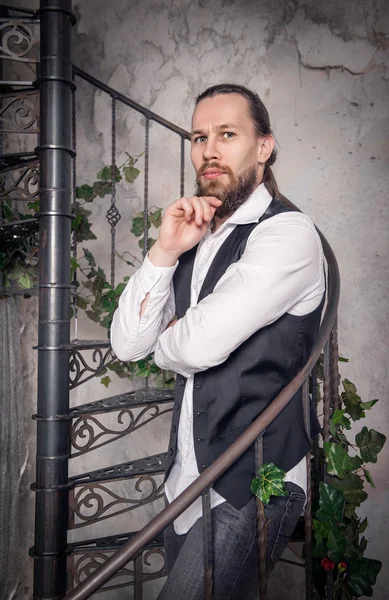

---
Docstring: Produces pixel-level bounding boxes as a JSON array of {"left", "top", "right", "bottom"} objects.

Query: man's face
[{"left": 190, "top": 93, "right": 263, "bottom": 217}]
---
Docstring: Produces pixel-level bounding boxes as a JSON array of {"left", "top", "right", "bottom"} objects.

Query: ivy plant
[{"left": 251, "top": 363, "right": 386, "bottom": 599}]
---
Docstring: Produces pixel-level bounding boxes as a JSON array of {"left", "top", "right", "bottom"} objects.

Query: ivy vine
[{"left": 251, "top": 358, "right": 386, "bottom": 599}]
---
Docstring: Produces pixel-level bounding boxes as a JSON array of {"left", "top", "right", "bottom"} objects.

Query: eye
[
  {"left": 194, "top": 136, "right": 207, "bottom": 143},
  {"left": 222, "top": 132, "right": 235, "bottom": 139}
]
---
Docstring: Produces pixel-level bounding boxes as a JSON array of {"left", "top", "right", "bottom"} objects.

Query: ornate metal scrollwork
[
  {"left": 0, "top": 91, "right": 39, "bottom": 133},
  {"left": 67, "top": 547, "right": 166, "bottom": 591},
  {"left": 0, "top": 21, "right": 39, "bottom": 63},
  {"left": 0, "top": 164, "right": 39, "bottom": 201},
  {"left": 70, "top": 475, "right": 165, "bottom": 528},
  {"left": 70, "top": 404, "right": 173, "bottom": 457},
  {"left": 69, "top": 346, "right": 114, "bottom": 389}
]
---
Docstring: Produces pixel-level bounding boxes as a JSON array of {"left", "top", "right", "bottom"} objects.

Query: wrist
[{"left": 148, "top": 240, "right": 180, "bottom": 267}]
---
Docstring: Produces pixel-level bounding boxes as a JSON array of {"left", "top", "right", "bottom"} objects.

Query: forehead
[{"left": 192, "top": 93, "right": 254, "bottom": 132}]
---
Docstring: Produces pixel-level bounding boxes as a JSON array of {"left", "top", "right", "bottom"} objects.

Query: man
[{"left": 111, "top": 84, "right": 324, "bottom": 599}]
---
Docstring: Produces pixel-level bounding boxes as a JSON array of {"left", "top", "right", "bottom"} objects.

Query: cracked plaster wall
[{"left": 8, "top": 0, "right": 389, "bottom": 598}]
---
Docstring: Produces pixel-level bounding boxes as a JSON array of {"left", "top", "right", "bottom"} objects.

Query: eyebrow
[{"left": 190, "top": 123, "right": 239, "bottom": 138}]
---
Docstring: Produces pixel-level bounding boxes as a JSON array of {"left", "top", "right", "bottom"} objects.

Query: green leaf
[
  {"left": 360, "top": 399, "right": 379, "bottom": 410},
  {"left": 123, "top": 275, "right": 130, "bottom": 282},
  {"left": 131, "top": 215, "right": 146, "bottom": 237},
  {"left": 331, "top": 409, "right": 351, "bottom": 430},
  {"left": 100, "top": 314, "right": 113, "bottom": 329},
  {"left": 85, "top": 309, "right": 102, "bottom": 323},
  {"left": 358, "top": 536, "right": 368, "bottom": 554},
  {"left": 359, "top": 517, "right": 368, "bottom": 533},
  {"left": 324, "top": 442, "right": 363, "bottom": 478},
  {"left": 123, "top": 165, "right": 140, "bottom": 183},
  {"left": 76, "top": 183, "right": 95, "bottom": 201},
  {"left": 250, "top": 463, "right": 288, "bottom": 505},
  {"left": 363, "top": 468, "right": 375, "bottom": 488},
  {"left": 316, "top": 482, "right": 345, "bottom": 525},
  {"left": 347, "top": 557, "right": 381, "bottom": 597},
  {"left": 114, "top": 282, "right": 126, "bottom": 296},
  {"left": 100, "top": 375, "right": 111, "bottom": 388},
  {"left": 27, "top": 199, "right": 40, "bottom": 212},
  {"left": 342, "top": 379, "right": 357, "bottom": 395},
  {"left": 138, "top": 236, "right": 156, "bottom": 250},
  {"left": 149, "top": 208, "right": 162, "bottom": 228},
  {"left": 313, "top": 519, "right": 332, "bottom": 544},
  {"left": 355, "top": 427, "right": 386, "bottom": 463},
  {"left": 76, "top": 296, "right": 89, "bottom": 310},
  {"left": 18, "top": 273, "right": 31, "bottom": 289},
  {"left": 327, "top": 528, "right": 347, "bottom": 564},
  {"left": 71, "top": 257, "right": 80, "bottom": 272},
  {"left": 83, "top": 248, "right": 96, "bottom": 267},
  {"left": 92, "top": 180, "right": 112, "bottom": 198}
]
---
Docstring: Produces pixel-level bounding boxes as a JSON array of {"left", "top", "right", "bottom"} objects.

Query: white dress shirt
[{"left": 111, "top": 184, "right": 325, "bottom": 534}]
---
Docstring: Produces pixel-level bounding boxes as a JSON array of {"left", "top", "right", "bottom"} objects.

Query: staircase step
[
  {"left": 68, "top": 339, "right": 111, "bottom": 350},
  {"left": 0, "top": 151, "right": 38, "bottom": 173},
  {"left": 70, "top": 387, "right": 174, "bottom": 418},
  {"left": 0, "top": 217, "right": 39, "bottom": 247},
  {"left": 68, "top": 529, "right": 164, "bottom": 553},
  {"left": 70, "top": 452, "right": 168, "bottom": 486}
]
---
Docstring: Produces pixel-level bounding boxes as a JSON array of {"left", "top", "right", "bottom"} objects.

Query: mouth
[{"left": 202, "top": 170, "right": 226, "bottom": 180}]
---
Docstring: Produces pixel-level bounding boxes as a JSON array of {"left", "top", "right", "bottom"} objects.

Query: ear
[{"left": 257, "top": 135, "right": 275, "bottom": 164}]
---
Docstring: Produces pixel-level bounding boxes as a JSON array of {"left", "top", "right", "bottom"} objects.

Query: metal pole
[{"left": 33, "top": 1, "right": 75, "bottom": 598}]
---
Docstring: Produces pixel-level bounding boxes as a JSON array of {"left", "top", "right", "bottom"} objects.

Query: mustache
[{"left": 198, "top": 162, "right": 232, "bottom": 176}]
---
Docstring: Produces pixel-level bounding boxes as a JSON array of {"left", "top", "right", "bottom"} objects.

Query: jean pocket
[{"left": 268, "top": 484, "right": 306, "bottom": 570}]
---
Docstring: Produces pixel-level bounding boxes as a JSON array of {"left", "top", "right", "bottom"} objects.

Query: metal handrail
[
  {"left": 64, "top": 188, "right": 340, "bottom": 598},
  {"left": 72, "top": 65, "right": 191, "bottom": 140}
]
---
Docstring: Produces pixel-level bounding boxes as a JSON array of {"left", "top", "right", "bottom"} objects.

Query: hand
[{"left": 149, "top": 196, "right": 222, "bottom": 266}]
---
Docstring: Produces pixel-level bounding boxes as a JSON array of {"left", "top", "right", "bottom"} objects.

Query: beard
[{"left": 195, "top": 163, "right": 258, "bottom": 218}]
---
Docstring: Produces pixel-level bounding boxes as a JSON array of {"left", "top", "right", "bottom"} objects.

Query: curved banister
[
  {"left": 65, "top": 75, "right": 340, "bottom": 599},
  {"left": 73, "top": 65, "right": 191, "bottom": 140}
]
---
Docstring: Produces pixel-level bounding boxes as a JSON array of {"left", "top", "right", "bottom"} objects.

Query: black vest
[{"left": 166, "top": 199, "right": 323, "bottom": 509}]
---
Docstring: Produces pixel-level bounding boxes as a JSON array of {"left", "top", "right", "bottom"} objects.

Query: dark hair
[{"left": 195, "top": 84, "right": 280, "bottom": 199}]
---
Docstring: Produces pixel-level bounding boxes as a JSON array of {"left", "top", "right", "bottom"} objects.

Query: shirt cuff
[{"left": 139, "top": 253, "right": 178, "bottom": 294}]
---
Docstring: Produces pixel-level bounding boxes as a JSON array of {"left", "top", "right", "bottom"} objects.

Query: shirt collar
[{"left": 224, "top": 183, "right": 273, "bottom": 225}]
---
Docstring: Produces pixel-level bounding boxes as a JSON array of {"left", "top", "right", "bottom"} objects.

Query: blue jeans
[{"left": 157, "top": 482, "right": 306, "bottom": 600}]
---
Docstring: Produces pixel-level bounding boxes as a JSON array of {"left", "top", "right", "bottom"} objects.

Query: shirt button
[{"left": 150, "top": 275, "right": 155, "bottom": 281}]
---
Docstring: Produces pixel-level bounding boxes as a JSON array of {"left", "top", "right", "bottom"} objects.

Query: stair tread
[
  {"left": 68, "top": 529, "right": 164, "bottom": 552},
  {"left": 0, "top": 151, "right": 38, "bottom": 173},
  {"left": 67, "top": 339, "right": 111, "bottom": 350},
  {"left": 70, "top": 387, "right": 174, "bottom": 417},
  {"left": 0, "top": 218, "right": 39, "bottom": 246},
  {"left": 70, "top": 452, "right": 168, "bottom": 485}
]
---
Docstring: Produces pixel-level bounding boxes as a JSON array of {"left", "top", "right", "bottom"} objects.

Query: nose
[{"left": 203, "top": 136, "right": 221, "bottom": 161}]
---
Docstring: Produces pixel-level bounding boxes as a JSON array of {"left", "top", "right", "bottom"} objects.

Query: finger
[
  {"left": 189, "top": 196, "right": 205, "bottom": 225},
  {"left": 179, "top": 197, "right": 195, "bottom": 221},
  {"left": 198, "top": 196, "right": 214, "bottom": 222},
  {"left": 202, "top": 196, "right": 223, "bottom": 209}
]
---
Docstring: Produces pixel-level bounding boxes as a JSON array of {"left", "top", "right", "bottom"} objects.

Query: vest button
[
  {"left": 196, "top": 411, "right": 202, "bottom": 416},
  {"left": 195, "top": 383, "right": 202, "bottom": 389},
  {"left": 196, "top": 437, "right": 204, "bottom": 442},
  {"left": 174, "top": 403, "right": 180, "bottom": 410},
  {"left": 169, "top": 448, "right": 173, "bottom": 456},
  {"left": 201, "top": 464, "right": 207, "bottom": 469},
  {"left": 179, "top": 379, "right": 185, "bottom": 386},
  {"left": 172, "top": 425, "right": 177, "bottom": 433}
]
